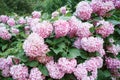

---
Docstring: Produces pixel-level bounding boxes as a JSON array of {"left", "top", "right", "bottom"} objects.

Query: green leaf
[
  {"left": 26, "top": 60, "right": 39, "bottom": 67},
  {"left": 107, "top": 20, "right": 120, "bottom": 25},
  {"left": 67, "top": 48, "right": 80, "bottom": 58},
  {"left": 38, "top": 64, "right": 49, "bottom": 76},
  {"left": 104, "top": 70, "right": 111, "bottom": 77},
  {"left": 2, "top": 44, "right": 8, "bottom": 51},
  {"left": 57, "top": 42, "right": 66, "bottom": 49},
  {"left": 51, "top": 47, "right": 63, "bottom": 54},
  {"left": 90, "top": 27, "right": 95, "bottom": 33}
]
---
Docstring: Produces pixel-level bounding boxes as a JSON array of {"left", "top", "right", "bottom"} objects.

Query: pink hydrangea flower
[
  {"left": 36, "top": 55, "right": 53, "bottom": 64},
  {"left": 46, "top": 61, "right": 65, "bottom": 79},
  {"left": 81, "top": 37, "right": 104, "bottom": 53},
  {"left": 29, "top": 68, "right": 45, "bottom": 80},
  {"left": 32, "top": 11, "right": 41, "bottom": 18},
  {"left": 29, "top": 18, "right": 40, "bottom": 28},
  {"left": 90, "top": 0, "right": 103, "bottom": 13},
  {"left": 52, "top": 11, "right": 59, "bottom": 18},
  {"left": 18, "top": 17, "right": 26, "bottom": 24},
  {"left": 74, "top": 64, "right": 88, "bottom": 80},
  {"left": 53, "top": 20, "right": 69, "bottom": 38},
  {"left": 105, "top": 57, "right": 120, "bottom": 69},
  {"left": 60, "top": 6, "right": 67, "bottom": 14},
  {"left": 96, "top": 20, "right": 114, "bottom": 38},
  {"left": 10, "top": 64, "right": 29, "bottom": 80},
  {"left": 76, "top": 22, "right": 93, "bottom": 38},
  {"left": 23, "top": 33, "right": 49, "bottom": 57},
  {"left": 2, "top": 66, "right": 11, "bottom": 77},
  {"left": 58, "top": 57, "right": 77, "bottom": 74},
  {"left": 115, "top": 0, "right": 120, "bottom": 9},
  {"left": 91, "top": 0, "right": 115, "bottom": 16},
  {"left": 83, "top": 57, "right": 103, "bottom": 71},
  {"left": 11, "top": 28, "right": 19, "bottom": 35},
  {"left": 32, "top": 21, "right": 53, "bottom": 38},
  {"left": 98, "top": 48, "right": 106, "bottom": 57},
  {"left": 7, "top": 18, "right": 15, "bottom": 27},
  {"left": 107, "top": 44, "right": 120, "bottom": 55},
  {"left": 68, "top": 16, "right": 81, "bottom": 37},
  {"left": 0, "top": 27, "right": 11, "bottom": 40},
  {"left": 75, "top": 1, "right": 93, "bottom": 20},
  {"left": 73, "top": 38, "right": 82, "bottom": 49},
  {"left": 0, "top": 15, "right": 9, "bottom": 23}
]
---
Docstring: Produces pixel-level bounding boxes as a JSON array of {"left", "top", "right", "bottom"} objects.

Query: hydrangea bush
[{"left": 0, "top": 0, "right": 120, "bottom": 80}]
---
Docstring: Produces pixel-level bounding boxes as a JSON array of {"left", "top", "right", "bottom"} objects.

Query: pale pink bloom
[
  {"left": 109, "top": 38, "right": 114, "bottom": 43},
  {"left": 76, "top": 22, "right": 93, "bottom": 38},
  {"left": 60, "top": 6, "right": 67, "bottom": 14},
  {"left": 29, "top": 68, "right": 45, "bottom": 80},
  {"left": 52, "top": 11, "right": 59, "bottom": 18},
  {"left": 83, "top": 57, "right": 103, "bottom": 71},
  {"left": 0, "top": 27, "right": 11, "bottom": 40},
  {"left": 74, "top": 64, "right": 88, "bottom": 80},
  {"left": 58, "top": 57, "right": 77, "bottom": 74},
  {"left": 105, "top": 57, "right": 120, "bottom": 69},
  {"left": 29, "top": 18, "right": 40, "bottom": 28},
  {"left": 53, "top": 20, "right": 69, "bottom": 38},
  {"left": 91, "top": 0, "right": 103, "bottom": 13},
  {"left": 32, "top": 21, "right": 53, "bottom": 38},
  {"left": 32, "top": 11, "right": 41, "bottom": 18},
  {"left": 96, "top": 20, "right": 114, "bottom": 38},
  {"left": 98, "top": 49, "right": 106, "bottom": 57},
  {"left": 36, "top": 55, "right": 53, "bottom": 64},
  {"left": 10, "top": 64, "right": 29, "bottom": 80},
  {"left": 115, "top": 0, "right": 120, "bottom": 9},
  {"left": 81, "top": 37, "right": 104, "bottom": 53},
  {"left": 46, "top": 61, "right": 65, "bottom": 79},
  {"left": 73, "top": 38, "right": 82, "bottom": 49},
  {"left": 2, "top": 66, "right": 11, "bottom": 77},
  {"left": 23, "top": 33, "right": 49, "bottom": 57},
  {"left": 7, "top": 18, "right": 15, "bottom": 27},
  {"left": 0, "top": 15, "right": 9, "bottom": 23},
  {"left": 91, "top": 0, "right": 115, "bottom": 16},
  {"left": 11, "top": 28, "right": 19, "bottom": 34},
  {"left": 24, "top": 26, "right": 30, "bottom": 31},
  {"left": 68, "top": 16, "right": 81, "bottom": 37},
  {"left": 107, "top": 44, "right": 120, "bottom": 55},
  {"left": 75, "top": 1, "right": 93, "bottom": 20},
  {"left": 18, "top": 17, "right": 26, "bottom": 24}
]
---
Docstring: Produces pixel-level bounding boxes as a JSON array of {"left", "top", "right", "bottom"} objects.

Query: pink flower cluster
[
  {"left": 32, "top": 21, "right": 53, "bottom": 38},
  {"left": 76, "top": 22, "right": 93, "bottom": 38},
  {"left": 52, "top": 11, "right": 59, "bottom": 18},
  {"left": 46, "top": 61, "right": 65, "bottom": 79},
  {"left": 68, "top": 16, "right": 81, "bottom": 37},
  {"left": 53, "top": 20, "right": 69, "bottom": 38},
  {"left": 18, "top": 17, "right": 26, "bottom": 24},
  {"left": 80, "top": 37, "right": 104, "bottom": 53},
  {"left": 58, "top": 57, "right": 77, "bottom": 74},
  {"left": 46, "top": 57, "right": 77, "bottom": 79},
  {"left": 10, "top": 64, "right": 29, "bottom": 80},
  {"left": 96, "top": 20, "right": 114, "bottom": 38},
  {"left": 7, "top": 18, "right": 15, "bottom": 27},
  {"left": 74, "top": 57, "right": 103, "bottom": 80},
  {"left": 32, "top": 11, "right": 41, "bottom": 18},
  {"left": 75, "top": 1, "right": 93, "bottom": 20},
  {"left": 91, "top": 0, "right": 115, "bottom": 16},
  {"left": 0, "top": 56, "right": 14, "bottom": 77},
  {"left": 60, "top": 6, "right": 67, "bottom": 15},
  {"left": 105, "top": 57, "right": 120, "bottom": 77},
  {"left": 23, "top": 33, "right": 49, "bottom": 57},
  {"left": 29, "top": 68, "right": 45, "bottom": 80},
  {"left": 0, "top": 15, "right": 9, "bottom": 23},
  {"left": 0, "top": 27, "right": 11, "bottom": 40},
  {"left": 107, "top": 44, "right": 120, "bottom": 55}
]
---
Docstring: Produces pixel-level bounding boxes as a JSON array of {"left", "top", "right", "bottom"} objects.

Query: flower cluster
[
  {"left": 75, "top": 1, "right": 93, "bottom": 20},
  {"left": 23, "top": 33, "right": 49, "bottom": 58}
]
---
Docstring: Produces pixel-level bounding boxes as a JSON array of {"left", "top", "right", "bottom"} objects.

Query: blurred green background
[{"left": 0, "top": 0, "right": 81, "bottom": 15}]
